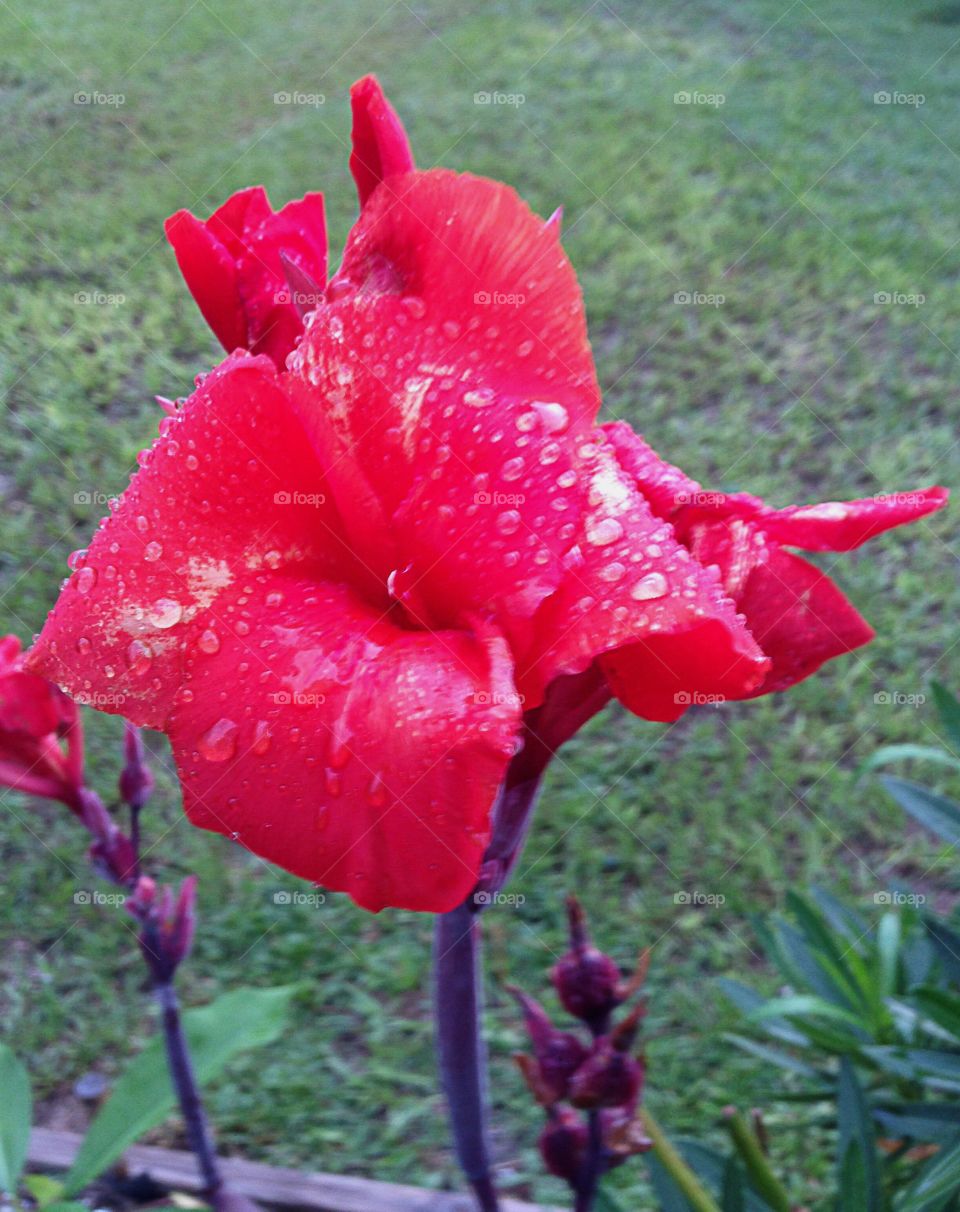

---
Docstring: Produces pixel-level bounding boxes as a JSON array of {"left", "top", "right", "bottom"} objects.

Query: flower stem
[
  {"left": 154, "top": 980, "right": 223, "bottom": 1197},
  {"left": 434, "top": 903, "right": 498, "bottom": 1211},
  {"left": 574, "top": 1108, "right": 605, "bottom": 1212},
  {"left": 640, "top": 1108, "right": 722, "bottom": 1212},
  {"left": 722, "top": 1107, "right": 791, "bottom": 1212}
]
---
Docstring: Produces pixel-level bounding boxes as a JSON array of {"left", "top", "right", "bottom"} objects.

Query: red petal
[
  {"left": 517, "top": 438, "right": 769, "bottom": 721},
  {"left": 289, "top": 169, "right": 600, "bottom": 628},
  {"left": 165, "top": 188, "right": 327, "bottom": 368},
  {"left": 28, "top": 353, "right": 355, "bottom": 728},
  {"left": 168, "top": 578, "right": 520, "bottom": 912},
  {"left": 349, "top": 75, "right": 415, "bottom": 207},
  {"left": 752, "top": 488, "right": 949, "bottom": 551},
  {"left": 164, "top": 209, "right": 246, "bottom": 352},
  {"left": 686, "top": 519, "right": 875, "bottom": 693}
]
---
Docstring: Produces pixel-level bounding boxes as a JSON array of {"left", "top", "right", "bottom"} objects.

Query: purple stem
[
  {"left": 154, "top": 981, "right": 224, "bottom": 1198},
  {"left": 575, "top": 1109, "right": 605, "bottom": 1212},
  {"left": 434, "top": 669, "right": 612, "bottom": 1210}
]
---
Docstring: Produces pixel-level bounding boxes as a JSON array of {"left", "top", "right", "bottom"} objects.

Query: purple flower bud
[
  {"left": 119, "top": 721, "right": 154, "bottom": 811},
  {"left": 551, "top": 896, "right": 622, "bottom": 1030},
  {"left": 568, "top": 1006, "right": 645, "bottom": 1110},
  {"left": 508, "top": 985, "right": 588, "bottom": 1101},
  {"left": 539, "top": 1105, "right": 588, "bottom": 1183}
]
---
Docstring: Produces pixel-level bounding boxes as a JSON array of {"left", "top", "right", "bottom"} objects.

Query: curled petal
[
  {"left": 349, "top": 74, "right": 415, "bottom": 207},
  {"left": 165, "top": 186, "right": 327, "bottom": 367}
]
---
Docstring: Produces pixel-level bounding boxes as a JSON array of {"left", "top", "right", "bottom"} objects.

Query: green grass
[{"left": 1, "top": 0, "right": 958, "bottom": 1205}]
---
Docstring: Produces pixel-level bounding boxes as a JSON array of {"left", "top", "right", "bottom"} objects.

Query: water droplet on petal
[
  {"left": 251, "top": 720, "right": 272, "bottom": 755},
  {"left": 75, "top": 567, "right": 97, "bottom": 594},
  {"left": 501, "top": 457, "right": 525, "bottom": 482},
  {"left": 585, "top": 517, "right": 623, "bottom": 547},
  {"left": 631, "top": 572, "right": 669, "bottom": 601},
  {"left": 126, "top": 639, "right": 152, "bottom": 676},
  {"left": 198, "top": 718, "right": 238, "bottom": 762},
  {"left": 144, "top": 541, "right": 163, "bottom": 562},
  {"left": 533, "top": 401, "right": 569, "bottom": 433},
  {"left": 496, "top": 510, "right": 522, "bottom": 536},
  {"left": 463, "top": 387, "right": 495, "bottom": 408},
  {"left": 149, "top": 597, "right": 182, "bottom": 628},
  {"left": 198, "top": 629, "right": 220, "bottom": 655}
]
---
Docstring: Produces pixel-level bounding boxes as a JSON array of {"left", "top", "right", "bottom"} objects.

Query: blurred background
[{"left": 1, "top": 0, "right": 957, "bottom": 1205}]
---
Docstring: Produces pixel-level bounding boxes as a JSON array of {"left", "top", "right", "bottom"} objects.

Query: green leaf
[
  {"left": 0, "top": 1044, "right": 31, "bottom": 1193},
  {"left": 23, "top": 1173, "right": 65, "bottom": 1205},
  {"left": 924, "top": 918, "right": 960, "bottom": 984},
  {"left": 864, "top": 1047, "right": 960, "bottom": 1092},
  {"left": 876, "top": 912, "right": 902, "bottom": 999},
  {"left": 809, "top": 886, "right": 868, "bottom": 942},
  {"left": 717, "top": 979, "right": 809, "bottom": 1047},
  {"left": 835, "top": 1057, "right": 880, "bottom": 1212},
  {"left": 881, "top": 777, "right": 960, "bottom": 847},
  {"left": 747, "top": 994, "right": 868, "bottom": 1034},
  {"left": 895, "top": 1134, "right": 960, "bottom": 1212},
  {"left": 723, "top": 1034, "right": 824, "bottom": 1080},
  {"left": 861, "top": 745, "right": 960, "bottom": 776},
  {"left": 875, "top": 1105, "right": 960, "bottom": 1146},
  {"left": 912, "top": 988, "right": 960, "bottom": 1043},
  {"left": 64, "top": 985, "right": 298, "bottom": 1195},
  {"left": 932, "top": 681, "right": 960, "bottom": 751}
]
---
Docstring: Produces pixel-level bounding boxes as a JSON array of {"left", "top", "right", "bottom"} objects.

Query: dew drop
[
  {"left": 144, "top": 541, "right": 163, "bottom": 562},
  {"left": 67, "top": 548, "right": 87, "bottom": 571},
  {"left": 463, "top": 387, "right": 495, "bottom": 408},
  {"left": 585, "top": 517, "right": 623, "bottom": 547},
  {"left": 198, "top": 718, "right": 238, "bottom": 762},
  {"left": 75, "top": 567, "right": 97, "bottom": 594},
  {"left": 251, "top": 720, "right": 272, "bottom": 755},
  {"left": 198, "top": 629, "right": 220, "bottom": 655},
  {"left": 501, "top": 457, "right": 525, "bottom": 482},
  {"left": 76, "top": 636, "right": 92, "bottom": 655},
  {"left": 631, "top": 572, "right": 669, "bottom": 601},
  {"left": 496, "top": 509, "right": 522, "bottom": 536},
  {"left": 149, "top": 597, "right": 182, "bottom": 628},
  {"left": 533, "top": 401, "right": 569, "bottom": 433},
  {"left": 126, "top": 639, "right": 152, "bottom": 676}
]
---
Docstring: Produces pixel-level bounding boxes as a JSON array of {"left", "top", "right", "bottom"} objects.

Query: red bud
[
  {"left": 508, "top": 985, "right": 587, "bottom": 1100},
  {"left": 551, "top": 896, "right": 622, "bottom": 1029},
  {"left": 539, "top": 1105, "right": 588, "bottom": 1183}
]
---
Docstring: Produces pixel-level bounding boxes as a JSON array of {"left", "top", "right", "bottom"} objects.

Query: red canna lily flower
[
  {"left": 27, "top": 77, "right": 947, "bottom": 913},
  {"left": 0, "top": 634, "right": 84, "bottom": 808}
]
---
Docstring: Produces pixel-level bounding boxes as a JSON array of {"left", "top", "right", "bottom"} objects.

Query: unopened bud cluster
[{"left": 512, "top": 896, "right": 652, "bottom": 1190}]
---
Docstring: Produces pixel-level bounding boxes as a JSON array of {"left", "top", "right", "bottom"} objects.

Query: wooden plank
[{"left": 28, "top": 1127, "right": 565, "bottom": 1212}]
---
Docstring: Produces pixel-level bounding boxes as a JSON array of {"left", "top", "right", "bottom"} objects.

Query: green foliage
[{"left": 0, "top": 1046, "right": 31, "bottom": 1194}]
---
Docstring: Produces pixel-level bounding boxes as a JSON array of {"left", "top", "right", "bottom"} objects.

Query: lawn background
[{"left": 1, "top": 0, "right": 958, "bottom": 1205}]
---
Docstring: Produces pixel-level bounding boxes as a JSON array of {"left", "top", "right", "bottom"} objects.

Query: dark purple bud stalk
[
  {"left": 551, "top": 896, "right": 623, "bottom": 1033},
  {"left": 540, "top": 1106, "right": 588, "bottom": 1182},
  {"left": 508, "top": 985, "right": 588, "bottom": 1101},
  {"left": 80, "top": 787, "right": 138, "bottom": 886},
  {"left": 569, "top": 1005, "right": 645, "bottom": 1110}
]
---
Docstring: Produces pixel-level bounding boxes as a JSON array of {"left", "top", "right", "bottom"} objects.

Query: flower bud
[
  {"left": 508, "top": 985, "right": 587, "bottom": 1101},
  {"left": 539, "top": 1105, "right": 588, "bottom": 1183},
  {"left": 119, "top": 721, "right": 154, "bottom": 812},
  {"left": 551, "top": 896, "right": 622, "bottom": 1030},
  {"left": 568, "top": 1006, "right": 645, "bottom": 1110}
]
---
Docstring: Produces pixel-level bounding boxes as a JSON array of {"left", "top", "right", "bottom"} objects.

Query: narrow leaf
[{"left": 0, "top": 1045, "right": 31, "bottom": 1192}]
